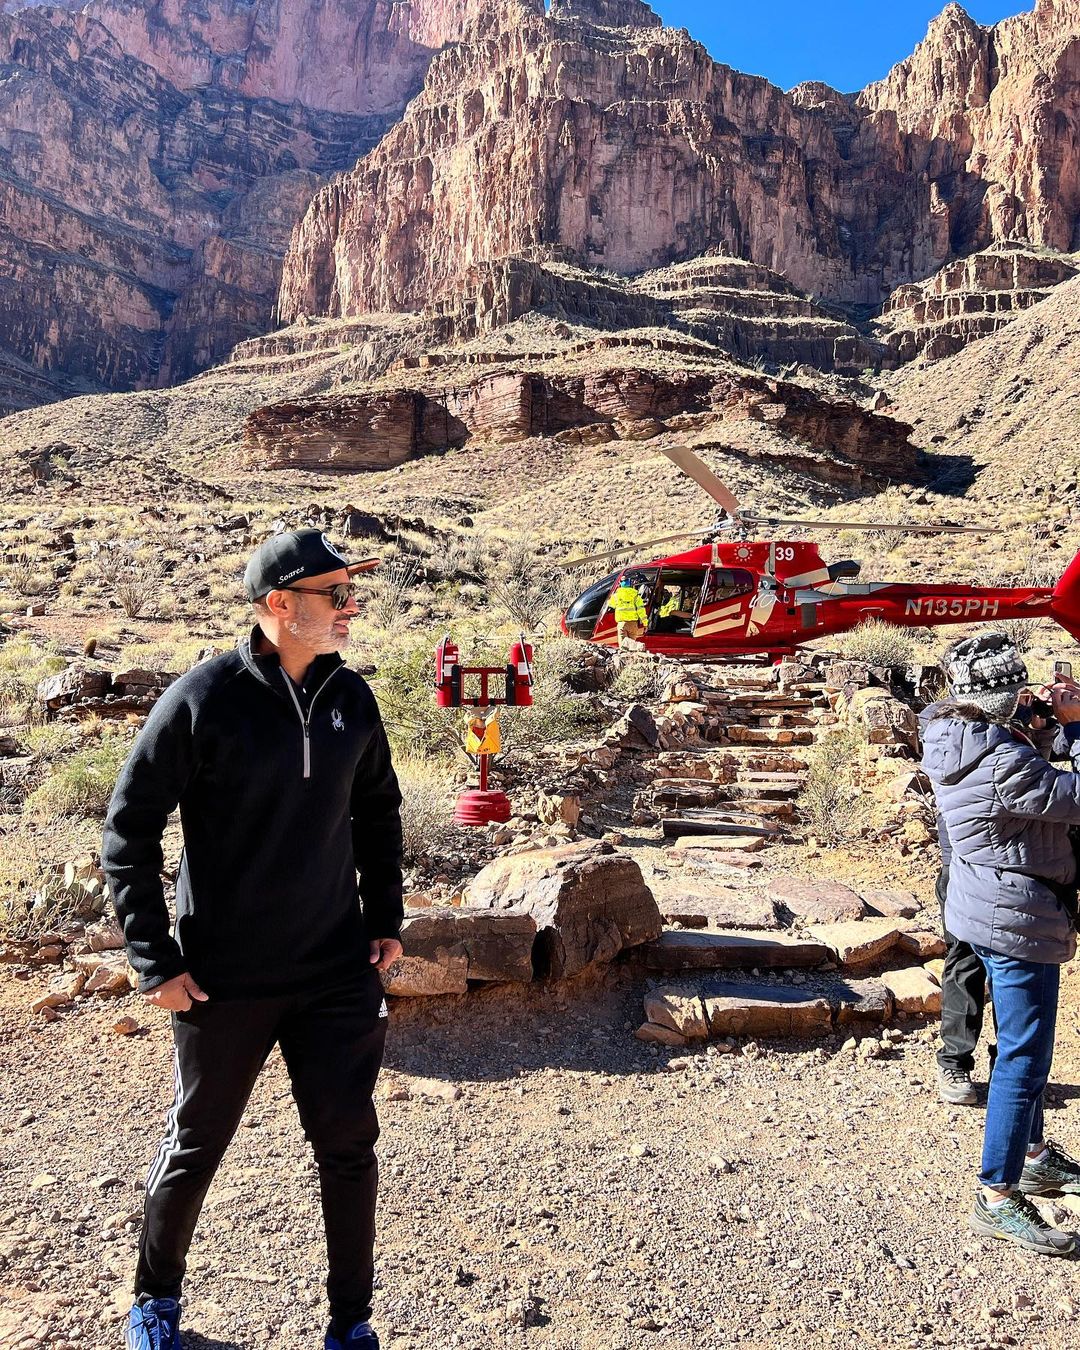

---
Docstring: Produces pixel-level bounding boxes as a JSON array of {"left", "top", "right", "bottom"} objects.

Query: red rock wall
[
  {"left": 77, "top": 0, "right": 503, "bottom": 113},
  {"left": 279, "top": 0, "right": 1080, "bottom": 322},
  {"left": 857, "top": 0, "right": 1080, "bottom": 255},
  {"left": 0, "top": 8, "right": 394, "bottom": 390},
  {"left": 242, "top": 363, "right": 920, "bottom": 480}
]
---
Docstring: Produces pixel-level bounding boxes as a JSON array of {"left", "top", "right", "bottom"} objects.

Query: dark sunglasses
[{"left": 284, "top": 582, "right": 358, "bottom": 611}]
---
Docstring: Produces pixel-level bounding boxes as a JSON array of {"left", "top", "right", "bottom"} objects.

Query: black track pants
[
  {"left": 135, "top": 968, "right": 388, "bottom": 1327},
  {"left": 936, "top": 866, "right": 995, "bottom": 1073}
]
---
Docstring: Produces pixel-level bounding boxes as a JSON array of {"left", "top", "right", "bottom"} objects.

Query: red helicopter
[{"left": 559, "top": 446, "right": 1080, "bottom": 659}]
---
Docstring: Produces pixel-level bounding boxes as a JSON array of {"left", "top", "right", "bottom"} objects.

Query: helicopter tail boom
[{"left": 1051, "top": 548, "right": 1080, "bottom": 644}]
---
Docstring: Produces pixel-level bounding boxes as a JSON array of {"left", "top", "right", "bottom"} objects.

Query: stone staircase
[
  {"left": 641, "top": 665, "right": 831, "bottom": 850},
  {"left": 627, "top": 658, "right": 945, "bottom": 1047}
]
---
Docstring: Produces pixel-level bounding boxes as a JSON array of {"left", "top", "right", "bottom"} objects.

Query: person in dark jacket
[
  {"left": 922, "top": 632, "right": 1080, "bottom": 1255},
  {"left": 103, "top": 529, "right": 403, "bottom": 1350},
  {"left": 920, "top": 699, "right": 1070, "bottom": 1107}
]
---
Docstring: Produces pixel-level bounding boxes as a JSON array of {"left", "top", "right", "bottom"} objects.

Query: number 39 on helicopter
[{"left": 559, "top": 446, "right": 1080, "bottom": 660}]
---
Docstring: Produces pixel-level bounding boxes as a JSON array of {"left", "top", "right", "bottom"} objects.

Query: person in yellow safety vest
[
  {"left": 608, "top": 572, "right": 649, "bottom": 648},
  {"left": 659, "top": 588, "right": 681, "bottom": 619}
]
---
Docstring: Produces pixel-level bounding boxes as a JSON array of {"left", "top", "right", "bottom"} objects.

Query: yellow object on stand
[{"left": 465, "top": 713, "right": 501, "bottom": 756}]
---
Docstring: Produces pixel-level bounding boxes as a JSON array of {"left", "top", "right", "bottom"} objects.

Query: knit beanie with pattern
[{"left": 942, "top": 632, "right": 1028, "bottom": 720}]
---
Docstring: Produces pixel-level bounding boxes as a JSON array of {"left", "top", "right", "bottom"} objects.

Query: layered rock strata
[
  {"left": 0, "top": 7, "right": 397, "bottom": 392},
  {"left": 873, "top": 244, "right": 1078, "bottom": 363},
  {"left": 241, "top": 356, "right": 920, "bottom": 481},
  {"left": 279, "top": 0, "right": 1080, "bottom": 327}
]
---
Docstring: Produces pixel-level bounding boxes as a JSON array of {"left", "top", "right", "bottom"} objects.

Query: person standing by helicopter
[
  {"left": 608, "top": 572, "right": 650, "bottom": 648},
  {"left": 922, "top": 633, "right": 1080, "bottom": 1255}
]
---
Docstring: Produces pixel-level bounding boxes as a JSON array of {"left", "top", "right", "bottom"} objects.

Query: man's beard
[{"left": 292, "top": 598, "right": 350, "bottom": 654}]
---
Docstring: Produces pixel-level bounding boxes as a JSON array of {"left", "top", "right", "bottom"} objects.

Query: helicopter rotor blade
[
  {"left": 660, "top": 445, "right": 743, "bottom": 518},
  {"left": 559, "top": 528, "right": 711, "bottom": 569},
  {"left": 742, "top": 516, "right": 996, "bottom": 535}
]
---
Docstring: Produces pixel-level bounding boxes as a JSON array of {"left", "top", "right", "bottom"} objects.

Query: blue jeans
[{"left": 973, "top": 946, "right": 1059, "bottom": 1189}]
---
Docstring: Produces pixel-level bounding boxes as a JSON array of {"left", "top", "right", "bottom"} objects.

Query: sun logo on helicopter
[{"left": 735, "top": 545, "right": 753, "bottom": 560}]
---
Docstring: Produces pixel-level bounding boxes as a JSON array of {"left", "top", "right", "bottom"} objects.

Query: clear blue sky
[{"left": 652, "top": 2, "right": 1025, "bottom": 92}]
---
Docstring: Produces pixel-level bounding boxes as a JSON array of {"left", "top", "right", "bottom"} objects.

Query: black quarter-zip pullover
[{"left": 102, "top": 627, "right": 404, "bottom": 998}]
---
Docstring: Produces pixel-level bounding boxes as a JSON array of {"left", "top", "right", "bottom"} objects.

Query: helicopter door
[
  {"left": 693, "top": 567, "right": 756, "bottom": 639},
  {"left": 648, "top": 570, "right": 708, "bottom": 637}
]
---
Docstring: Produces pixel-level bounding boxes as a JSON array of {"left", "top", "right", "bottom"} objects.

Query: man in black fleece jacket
[{"left": 102, "top": 529, "right": 403, "bottom": 1350}]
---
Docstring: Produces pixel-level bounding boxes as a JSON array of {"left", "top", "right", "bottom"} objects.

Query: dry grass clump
[
  {"left": 800, "top": 725, "right": 865, "bottom": 846},
  {"left": 836, "top": 618, "right": 917, "bottom": 669},
  {"left": 0, "top": 816, "right": 101, "bottom": 938},
  {"left": 23, "top": 731, "right": 132, "bottom": 819},
  {"left": 394, "top": 754, "right": 459, "bottom": 864},
  {"left": 0, "top": 637, "right": 67, "bottom": 723},
  {"left": 368, "top": 554, "right": 423, "bottom": 630},
  {"left": 609, "top": 652, "right": 666, "bottom": 702}
]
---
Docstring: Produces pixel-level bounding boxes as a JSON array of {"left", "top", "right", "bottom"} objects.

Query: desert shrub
[
  {"left": 99, "top": 546, "right": 165, "bottom": 618},
  {"left": 5, "top": 553, "right": 49, "bottom": 597},
  {"left": 609, "top": 652, "right": 666, "bottom": 702},
  {"left": 395, "top": 754, "right": 459, "bottom": 864},
  {"left": 376, "top": 634, "right": 602, "bottom": 761},
  {"left": 375, "top": 637, "right": 466, "bottom": 759},
  {"left": 800, "top": 725, "right": 865, "bottom": 846},
  {"left": 0, "top": 637, "right": 67, "bottom": 722},
  {"left": 23, "top": 734, "right": 132, "bottom": 819},
  {"left": 501, "top": 638, "right": 604, "bottom": 748},
  {"left": 368, "top": 554, "right": 423, "bottom": 630},
  {"left": 836, "top": 618, "right": 916, "bottom": 669},
  {"left": 487, "top": 539, "right": 579, "bottom": 632}
]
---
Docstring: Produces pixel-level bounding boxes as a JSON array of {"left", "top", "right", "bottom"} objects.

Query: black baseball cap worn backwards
[{"left": 243, "top": 529, "right": 379, "bottom": 602}]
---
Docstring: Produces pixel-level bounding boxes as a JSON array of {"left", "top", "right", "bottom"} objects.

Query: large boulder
[
  {"left": 37, "top": 664, "right": 110, "bottom": 711},
  {"left": 838, "top": 686, "right": 918, "bottom": 750},
  {"left": 467, "top": 840, "right": 661, "bottom": 980},
  {"left": 384, "top": 909, "right": 537, "bottom": 997}
]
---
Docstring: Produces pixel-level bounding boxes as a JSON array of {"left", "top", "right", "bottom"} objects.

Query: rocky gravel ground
[{"left": 4, "top": 962, "right": 1080, "bottom": 1350}]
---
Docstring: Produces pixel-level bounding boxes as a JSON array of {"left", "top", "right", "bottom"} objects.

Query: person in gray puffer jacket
[{"left": 922, "top": 632, "right": 1080, "bottom": 1255}]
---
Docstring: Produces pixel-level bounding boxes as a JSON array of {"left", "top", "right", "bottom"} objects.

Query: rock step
[
  {"left": 634, "top": 929, "right": 829, "bottom": 971},
  {"left": 720, "top": 727, "right": 815, "bottom": 746},
  {"left": 637, "top": 968, "right": 942, "bottom": 1045},
  {"left": 703, "top": 691, "right": 828, "bottom": 707},
  {"left": 662, "top": 815, "right": 786, "bottom": 839},
  {"left": 736, "top": 772, "right": 806, "bottom": 787},
  {"left": 653, "top": 777, "right": 801, "bottom": 800},
  {"left": 654, "top": 791, "right": 796, "bottom": 818}
]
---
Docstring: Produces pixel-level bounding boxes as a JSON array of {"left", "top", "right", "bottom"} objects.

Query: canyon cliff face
[
  {"left": 279, "top": 0, "right": 1080, "bottom": 324},
  {"left": 77, "top": 0, "right": 492, "bottom": 113},
  {"left": 1, "top": 0, "right": 1077, "bottom": 406},
  {"left": 0, "top": 0, "right": 489, "bottom": 401},
  {"left": 858, "top": 0, "right": 1080, "bottom": 254}
]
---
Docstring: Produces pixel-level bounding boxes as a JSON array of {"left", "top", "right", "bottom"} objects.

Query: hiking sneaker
[
  {"left": 126, "top": 1297, "right": 181, "bottom": 1350},
  {"left": 937, "top": 1064, "right": 977, "bottom": 1106},
  {"left": 325, "top": 1320, "right": 381, "bottom": 1350},
  {"left": 1019, "top": 1140, "right": 1080, "bottom": 1196},
  {"left": 969, "top": 1190, "right": 1077, "bottom": 1255}
]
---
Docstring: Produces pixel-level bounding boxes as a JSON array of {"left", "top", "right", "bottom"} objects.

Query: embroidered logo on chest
[{"left": 331, "top": 707, "right": 345, "bottom": 732}]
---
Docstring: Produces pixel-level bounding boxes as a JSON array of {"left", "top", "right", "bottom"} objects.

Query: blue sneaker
[
  {"left": 325, "top": 1320, "right": 380, "bottom": 1349},
  {"left": 126, "top": 1297, "right": 181, "bottom": 1349}
]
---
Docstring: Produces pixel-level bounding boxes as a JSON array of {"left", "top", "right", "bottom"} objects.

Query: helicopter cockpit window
[
  {"left": 704, "top": 568, "right": 755, "bottom": 605},
  {"left": 563, "top": 570, "right": 622, "bottom": 638}
]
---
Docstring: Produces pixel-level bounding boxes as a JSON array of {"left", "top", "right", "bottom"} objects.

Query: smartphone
[{"left": 1055, "top": 660, "right": 1073, "bottom": 680}]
